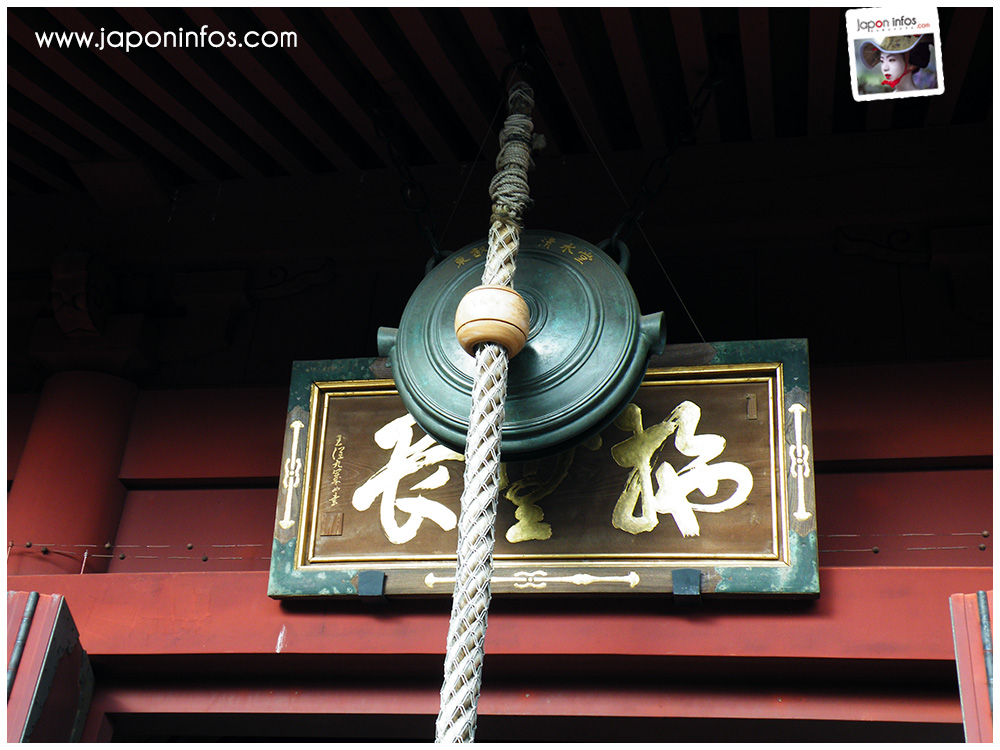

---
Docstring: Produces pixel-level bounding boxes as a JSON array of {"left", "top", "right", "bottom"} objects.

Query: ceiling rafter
[
  {"left": 7, "top": 109, "right": 88, "bottom": 162},
  {"left": 926, "top": 7, "right": 988, "bottom": 126},
  {"left": 601, "top": 8, "right": 664, "bottom": 151},
  {"left": 807, "top": 8, "right": 842, "bottom": 137},
  {"left": 529, "top": 7, "right": 612, "bottom": 154},
  {"left": 324, "top": 8, "right": 456, "bottom": 164},
  {"left": 8, "top": 13, "right": 214, "bottom": 181},
  {"left": 669, "top": 8, "right": 721, "bottom": 144},
  {"left": 183, "top": 6, "right": 358, "bottom": 172},
  {"left": 49, "top": 8, "right": 262, "bottom": 180},
  {"left": 117, "top": 7, "right": 309, "bottom": 177},
  {"left": 459, "top": 8, "right": 561, "bottom": 158},
  {"left": 7, "top": 69, "right": 133, "bottom": 161},
  {"left": 252, "top": 8, "right": 386, "bottom": 166},
  {"left": 8, "top": 149, "right": 78, "bottom": 193},
  {"left": 738, "top": 8, "right": 775, "bottom": 140},
  {"left": 390, "top": 8, "right": 496, "bottom": 156}
]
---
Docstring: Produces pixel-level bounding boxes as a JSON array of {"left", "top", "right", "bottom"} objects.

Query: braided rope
[{"left": 435, "top": 82, "right": 536, "bottom": 744}]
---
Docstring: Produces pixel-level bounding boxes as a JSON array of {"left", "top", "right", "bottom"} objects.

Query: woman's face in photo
[{"left": 880, "top": 52, "right": 908, "bottom": 80}]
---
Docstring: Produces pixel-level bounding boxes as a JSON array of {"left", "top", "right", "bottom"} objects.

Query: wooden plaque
[{"left": 268, "top": 340, "right": 818, "bottom": 597}]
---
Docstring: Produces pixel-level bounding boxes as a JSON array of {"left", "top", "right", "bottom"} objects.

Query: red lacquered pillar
[{"left": 7, "top": 372, "right": 138, "bottom": 575}]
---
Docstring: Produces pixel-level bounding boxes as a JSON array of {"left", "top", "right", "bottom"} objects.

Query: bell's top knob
[{"left": 454, "top": 285, "right": 530, "bottom": 357}]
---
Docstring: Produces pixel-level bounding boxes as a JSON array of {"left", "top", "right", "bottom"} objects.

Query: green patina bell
[{"left": 379, "top": 230, "right": 665, "bottom": 460}]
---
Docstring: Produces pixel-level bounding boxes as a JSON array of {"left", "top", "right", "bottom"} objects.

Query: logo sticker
[{"left": 846, "top": 8, "right": 944, "bottom": 101}]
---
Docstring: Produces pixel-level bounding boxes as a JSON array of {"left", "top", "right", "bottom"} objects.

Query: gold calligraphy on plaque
[
  {"left": 611, "top": 401, "right": 753, "bottom": 537},
  {"left": 500, "top": 433, "right": 602, "bottom": 542},
  {"left": 352, "top": 399, "right": 753, "bottom": 546},
  {"left": 351, "top": 414, "right": 463, "bottom": 545},
  {"left": 328, "top": 434, "right": 344, "bottom": 507}
]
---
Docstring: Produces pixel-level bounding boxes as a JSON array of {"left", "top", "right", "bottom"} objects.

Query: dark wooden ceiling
[
  {"left": 6, "top": 8, "right": 993, "bottom": 391},
  {"left": 7, "top": 7, "right": 991, "bottom": 193}
]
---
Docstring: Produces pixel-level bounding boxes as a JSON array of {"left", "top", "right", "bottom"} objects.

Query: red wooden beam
[
  {"left": 816, "top": 470, "right": 992, "bottom": 568},
  {"left": 81, "top": 672, "right": 961, "bottom": 741},
  {"left": 7, "top": 593, "right": 91, "bottom": 742},
  {"left": 105, "top": 360, "right": 993, "bottom": 484},
  {"left": 810, "top": 359, "right": 991, "bottom": 463},
  {"left": 117, "top": 386, "right": 287, "bottom": 481},
  {"left": 950, "top": 590, "right": 994, "bottom": 742},
  {"left": 8, "top": 567, "right": 991, "bottom": 662}
]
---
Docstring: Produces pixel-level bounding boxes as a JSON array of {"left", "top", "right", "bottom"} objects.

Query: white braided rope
[{"left": 435, "top": 82, "right": 536, "bottom": 744}]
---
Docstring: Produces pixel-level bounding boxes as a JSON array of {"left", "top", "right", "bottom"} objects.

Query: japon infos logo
[{"left": 846, "top": 7, "right": 945, "bottom": 102}]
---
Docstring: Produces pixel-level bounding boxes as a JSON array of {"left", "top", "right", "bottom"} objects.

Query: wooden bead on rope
[{"left": 454, "top": 285, "right": 530, "bottom": 357}]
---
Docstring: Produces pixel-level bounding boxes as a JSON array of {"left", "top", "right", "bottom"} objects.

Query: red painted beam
[
  {"left": 810, "top": 359, "right": 991, "bottom": 463},
  {"left": 108, "top": 361, "right": 992, "bottom": 483},
  {"left": 8, "top": 566, "right": 991, "bottom": 662},
  {"left": 117, "top": 386, "right": 287, "bottom": 481},
  {"left": 950, "top": 590, "right": 993, "bottom": 742},
  {"left": 7, "top": 593, "right": 90, "bottom": 742},
  {"left": 81, "top": 674, "right": 961, "bottom": 737},
  {"left": 7, "top": 373, "right": 138, "bottom": 575},
  {"left": 6, "top": 393, "right": 37, "bottom": 483},
  {"left": 816, "top": 469, "right": 992, "bottom": 567}
]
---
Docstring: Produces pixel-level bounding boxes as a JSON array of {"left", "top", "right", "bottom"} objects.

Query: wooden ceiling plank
[
  {"left": 669, "top": 8, "right": 721, "bottom": 144},
  {"left": 49, "top": 8, "right": 261, "bottom": 179},
  {"left": 460, "top": 8, "right": 561, "bottom": 157},
  {"left": 738, "top": 8, "right": 775, "bottom": 140},
  {"left": 390, "top": 8, "right": 495, "bottom": 151},
  {"left": 8, "top": 179, "right": 35, "bottom": 196},
  {"left": 7, "top": 109, "right": 88, "bottom": 162},
  {"left": 926, "top": 7, "right": 988, "bottom": 127},
  {"left": 251, "top": 8, "right": 386, "bottom": 163},
  {"left": 118, "top": 8, "right": 308, "bottom": 177},
  {"left": 7, "top": 14, "right": 215, "bottom": 181},
  {"left": 323, "top": 8, "right": 456, "bottom": 164},
  {"left": 601, "top": 8, "right": 664, "bottom": 150},
  {"left": 183, "top": 7, "right": 357, "bottom": 172},
  {"left": 807, "top": 8, "right": 840, "bottom": 137},
  {"left": 7, "top": 70, "right": 133, "bottom": 160},
  {"left": 529, "top": 7, "right": 613, "bottom": 153},
  {"left": 8, "top": 150, "right": 78, "bottom": 193}
]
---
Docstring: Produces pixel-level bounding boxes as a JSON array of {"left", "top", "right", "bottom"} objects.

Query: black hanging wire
[
  {"left": 609, "top": 64, "right": 725, "bottom": 250},
  {"left": 365, "top": 74, "right": 511, "bottom": 274},
  {"left": 535, "top": 36, "right": 727, "bottom": 343},
  {"left": 365, "top": 87, "right": 448, "bottom": 271}
]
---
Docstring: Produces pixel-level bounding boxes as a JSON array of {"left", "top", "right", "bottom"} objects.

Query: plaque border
[{"left": 267, "top": 339, "right": 818, "bottom": 598}]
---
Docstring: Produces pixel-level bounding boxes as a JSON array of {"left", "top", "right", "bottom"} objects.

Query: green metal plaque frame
[{"left": 268, "top": 339, "right": 818, "bottom": 598}]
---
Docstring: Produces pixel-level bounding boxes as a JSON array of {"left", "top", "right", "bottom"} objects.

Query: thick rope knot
[{"left": 506, "top": 81, "right": 535, "bottom": 116}]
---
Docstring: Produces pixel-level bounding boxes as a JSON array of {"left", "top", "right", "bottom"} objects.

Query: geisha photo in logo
[{"left": 855, "top": 34, "right": 938, "bottom": 96}]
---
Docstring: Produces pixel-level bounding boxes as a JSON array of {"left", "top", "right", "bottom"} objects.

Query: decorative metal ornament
[{"left": 378, "top": 230, "right": 665, "bottom": 460}]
